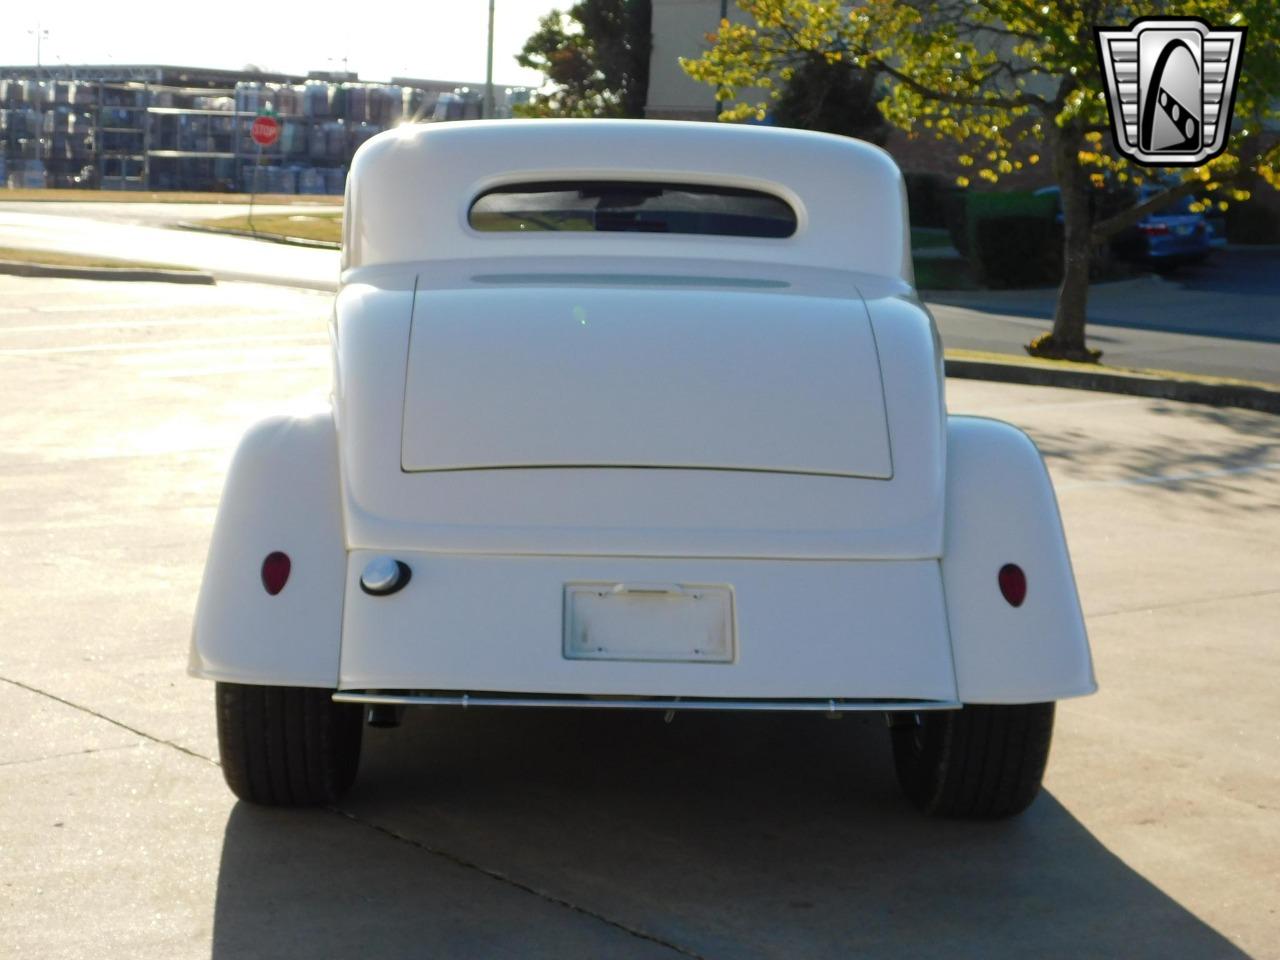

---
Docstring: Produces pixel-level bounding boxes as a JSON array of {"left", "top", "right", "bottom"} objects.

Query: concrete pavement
[
  {"left": 0, "top": 200, "right": 333, "bottom": 227},
  {"left": 1, "top": 276, "right": 1278, "bottom": 958},
  {"left": 0, "top": 205, "right": 339, "bottom": 290}
]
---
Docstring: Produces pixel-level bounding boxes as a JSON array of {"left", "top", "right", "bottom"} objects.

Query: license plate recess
[{"left": 563, "top": 582, "right": 735, "bottom": 663}]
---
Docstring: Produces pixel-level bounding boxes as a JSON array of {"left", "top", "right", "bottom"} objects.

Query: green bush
[
  {"left": 1225, "top": 200, "right": 1280, "bottom": 244},
  {"left": 943, "top": 190, "right": 969, "bottom": 254},
  {"left": 972, "top": 215, "right": 1062, "bottom": 288},
  {"left": 904, "top": 173, "right": 953, "bottom": 228},
  {"left": 946, "top": 189, "right": 1058, "bottom": 257}
]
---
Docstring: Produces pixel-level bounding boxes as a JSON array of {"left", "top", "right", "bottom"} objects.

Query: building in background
[
  {"left": 646, "top": 0, "right": 723, "bottom": 121},
  {"left": 0, "top": 63, "right": 531, "bottom": 192}
]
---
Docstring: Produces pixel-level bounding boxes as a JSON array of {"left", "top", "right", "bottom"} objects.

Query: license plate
[
  {"left": 1176, "top": 224, "right": 1193, "bottom": 236},
  {"left": 563, "top": 582, "right": 735, "bottom": 663}
]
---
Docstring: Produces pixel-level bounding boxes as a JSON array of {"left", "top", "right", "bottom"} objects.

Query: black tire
[
  {"left": 215, "top": 682, "right": 363, "bottom": 805},
  {"left": 890, "top": 702, "right": 1054, "bottom": 819}
]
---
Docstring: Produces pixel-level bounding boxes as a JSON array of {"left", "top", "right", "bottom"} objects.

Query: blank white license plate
[{"left": 563, "top": 582, "right": 735, "bottom": 663}]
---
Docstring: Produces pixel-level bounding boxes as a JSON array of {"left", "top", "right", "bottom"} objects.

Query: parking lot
[{"left": 1, "top": 275, "right": 1277, "bottom": 959}]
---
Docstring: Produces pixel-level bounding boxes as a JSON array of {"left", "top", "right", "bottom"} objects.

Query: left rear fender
[{"left": 189, "top": 411, "right": 346, "bottom": 687}]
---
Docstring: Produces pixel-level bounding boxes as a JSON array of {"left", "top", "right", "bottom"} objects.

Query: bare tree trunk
[{"left": 1031, "top": 132, "right": 1101, "bottom": 361}]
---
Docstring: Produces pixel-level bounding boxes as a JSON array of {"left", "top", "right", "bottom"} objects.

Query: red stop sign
[{"left": 251, "top": 115, "right": 280, "bottom": 147}]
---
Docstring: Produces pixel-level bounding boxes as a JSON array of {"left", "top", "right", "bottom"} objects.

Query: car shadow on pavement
[{"left": 212, "top": 708, "right": 1247, "bottom": 960}]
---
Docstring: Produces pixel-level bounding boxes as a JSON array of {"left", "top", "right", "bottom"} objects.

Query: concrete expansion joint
[
  {"left": 0, "top": 674, "right": 219, "bottom": 767},
  {"left": 1088, "top": 584, "right": 1280, "bottom": 621},
  {"left": 330, "top": 807, "right": 708, "bottom": 960},
  {"left": 0, "top": 742, "right": 145, "bottom": 769}
]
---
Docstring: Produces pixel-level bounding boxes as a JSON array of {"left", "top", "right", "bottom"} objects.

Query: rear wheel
[
  {"left": 890, "top": 702, "right": 1054, "bottom": 819},
  {"left": 215, "top": 682, "right": 363, "bottom": 805}
]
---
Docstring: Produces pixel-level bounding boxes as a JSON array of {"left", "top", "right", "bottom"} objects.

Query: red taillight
[
  {"left": 998, "top": 563, "right": 1027, "bottom": 607},
  {"left": 261, "top": 551, "right": 291, "bottom": 596},
  {"left": 1138, "top": 223, "right": 1170, "bottom": 236}
]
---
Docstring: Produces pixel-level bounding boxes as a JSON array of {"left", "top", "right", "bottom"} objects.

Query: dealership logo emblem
[{"left": 1095, "top": 17, "right": 1245, "bottom": 166}]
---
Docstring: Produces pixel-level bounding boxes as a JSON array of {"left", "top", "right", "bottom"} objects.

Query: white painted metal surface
[
  {"left": 942, "top": 417, "right": 1097, "bottom": 702},
  {"left": 401, "top": 285, "right": 891, "bottom": 478},
  {"left": 342, "top": 120, "right": 912, "bottom": 283},
  {"left": 338, "top": 551, "right": 958, "bottom": 700},
  {"left": 333, "top": 264, "right": 944, "bottom": 559},
  {"left": 189, "top": 413, "right": 344, "bottom": 687},
  {"left": 192, "top": 119, "right": 1094, "bottom": 710}
]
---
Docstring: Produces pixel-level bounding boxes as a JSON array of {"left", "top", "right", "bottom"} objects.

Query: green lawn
[
  {"left": 4, "top": 188, "right": 341, "bottom": 206},
  {"left": 193, "top": 212, "right": 343, "bottom": 244}
]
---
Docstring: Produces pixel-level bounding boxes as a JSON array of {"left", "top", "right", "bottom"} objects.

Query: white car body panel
[
  {"left": 192, "top": 120, "right": 1095, "bottom": 708},
  {"left": 338, "top": 552, "right": 957, "bottom": 700},
  {"left": 342, "top": 119, "right": 913, "bottom": 282},
  {"left": 334, "top": 265, "right": 946, "bottom": 560},
  {"left": 401, "top": 285, "right": 892, "bottom": 478},
  {"left": 189, "top": 413, "right": 345, "bottom": 686},
  {"left": 942, "top": 417, "right": 1096, "bottom": 702}
]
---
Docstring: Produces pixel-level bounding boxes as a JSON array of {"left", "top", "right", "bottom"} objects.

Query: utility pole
[
  {"left": 484, "top": 0, "right": 496, "bottom": 119},
  {"left": 716, "top": 2, "right": 728, "bottom": 117},
  {"left": 29, "top": 23, "right": 49, "bottom": 163}
]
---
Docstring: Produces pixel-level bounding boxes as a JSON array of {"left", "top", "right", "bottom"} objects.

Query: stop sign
[{"left": 251, "top": 115, "right": 280, "bottom": 147}]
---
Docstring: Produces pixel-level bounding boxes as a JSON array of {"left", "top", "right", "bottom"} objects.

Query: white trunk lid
[{"left": 401, "top": 285, "right": 891, "bottom": 479}]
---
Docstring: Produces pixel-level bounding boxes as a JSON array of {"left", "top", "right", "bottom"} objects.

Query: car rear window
[{"left": 469, "top": 181, "right": 797, "bottom": 238}]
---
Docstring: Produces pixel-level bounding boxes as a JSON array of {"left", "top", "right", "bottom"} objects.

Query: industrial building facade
[{"left": 0, "top": 64, "right": 530, "bottom": 192}]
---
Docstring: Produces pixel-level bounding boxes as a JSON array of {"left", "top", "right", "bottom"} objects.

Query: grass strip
[
  {"left": 193, "top": 213, "right": 342, "bottom": 244},
  {"left": 2, "top": 188, "right": 341, "bottom": 205}
]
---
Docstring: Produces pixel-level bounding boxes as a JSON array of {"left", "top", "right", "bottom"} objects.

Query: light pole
[
  {"left": 28, "top": 23, "right": 49, "bottom": 163},
  {"left": 483, "top": 0, "right": 496, "bottom": 119}
]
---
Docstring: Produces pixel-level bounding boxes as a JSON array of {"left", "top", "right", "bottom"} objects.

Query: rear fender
[
  {"left": 942, "top": 416, "right": 1096, "bottom": 703},
  {"left": 189, "top": 412, "right": 346, "bottom": 687}
]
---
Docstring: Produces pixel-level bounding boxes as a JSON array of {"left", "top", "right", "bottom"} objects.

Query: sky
[{"left": 5, "top": 1, "right": 554, "bottom": 88}]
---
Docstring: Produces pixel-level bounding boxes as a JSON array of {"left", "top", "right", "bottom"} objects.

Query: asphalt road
[
  {"left": 1, "top": 203, "right": 1277, "bottom": 382},
  {"left": 1, "top": 276, "right": 1277, "bottom": 959},
  {"left": 929, "top": 247, "right": 1280, "bottom": 382}
]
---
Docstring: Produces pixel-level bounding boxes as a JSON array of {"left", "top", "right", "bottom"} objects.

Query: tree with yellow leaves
[{"left": 683, "top": 0, "right": 1279, "bottom": 361}]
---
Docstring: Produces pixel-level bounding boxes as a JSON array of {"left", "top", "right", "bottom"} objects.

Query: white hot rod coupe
[{"left": 192, "top": 120, "right": 1095, "bottom": 817}]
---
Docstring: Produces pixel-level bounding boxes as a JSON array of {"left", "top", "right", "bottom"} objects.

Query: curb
[
  {"left": 945, "top": 357, "right": 1280, "bottom": 414},
  {"left": 172, "top": 223, "right": 340, "bottom": 250},
  {"left": 0, "top": 259, "right": 216, "bottom": 285}
]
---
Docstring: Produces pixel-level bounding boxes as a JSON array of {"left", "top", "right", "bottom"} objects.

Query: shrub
[
  {"left": 904, "top": 172, "right": 953, "bottom": 229},
  {"left": 1225, "top": 199, "right": 1280, "bottom": 244},
  {"left": 972, "top": 215, "right": 1062, "bottom": 288},
  {"left": 943, "top": 189, "right": 970, "bottom": 254}
]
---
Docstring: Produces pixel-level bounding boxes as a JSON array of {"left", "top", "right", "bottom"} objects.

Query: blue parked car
[
  {"left": 1123, "top": 186, "right": 1213, "bottom": 264},
  {"left": 1036, "top": 185, "right": 1213, "bottom": 267}
]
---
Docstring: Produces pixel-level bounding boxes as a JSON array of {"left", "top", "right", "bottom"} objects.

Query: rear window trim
[{"left": 467, "top": 179, "right": 800, "bottom": 240}]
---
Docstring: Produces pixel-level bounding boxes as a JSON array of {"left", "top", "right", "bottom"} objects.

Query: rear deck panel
[
  {"left": 338, "top": 552, "right": 958, "bottom": 701},
  {"left": 401, "top": 286, "right": 892, "bottom": 478}
]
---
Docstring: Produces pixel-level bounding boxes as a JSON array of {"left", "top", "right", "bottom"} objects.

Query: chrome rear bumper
[{"left": 331, "top": 691, "right": 961, "bottom": 713}]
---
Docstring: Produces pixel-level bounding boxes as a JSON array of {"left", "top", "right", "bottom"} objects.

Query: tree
[
  {"left": 516, "top": 0, "right": 652, "bottom": 118},
  {"left": 773, "top": 55, "right": 889, "bottom": 142},
  {"left": 682, "top": 0, "right": 1280, "bottom": 361}
]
